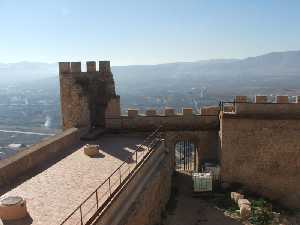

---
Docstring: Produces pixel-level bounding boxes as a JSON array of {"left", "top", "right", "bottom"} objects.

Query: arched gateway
[{"left": 175, "top": 140, "right": 198, "bottom": 171}]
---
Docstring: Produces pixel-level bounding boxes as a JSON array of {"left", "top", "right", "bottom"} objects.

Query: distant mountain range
[
  {"left": 1, "top": 50, "right": 300, "bottom": 85},
  {"left": 1, "top": 50, "right": 300, "bottom": 100}
]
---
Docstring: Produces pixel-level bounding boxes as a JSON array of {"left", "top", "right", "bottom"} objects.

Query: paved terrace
[{"left": 0, "top": 133, "right": 148, "bottom": 225}]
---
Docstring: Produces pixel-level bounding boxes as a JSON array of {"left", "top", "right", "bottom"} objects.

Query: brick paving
[{"left": 0, "top": 133, "right": 147, "bottom": 225}]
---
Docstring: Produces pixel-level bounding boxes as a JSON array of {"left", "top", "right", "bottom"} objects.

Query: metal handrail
[{"left": 59, "top": 126, "right": 162, "bottom": 225}]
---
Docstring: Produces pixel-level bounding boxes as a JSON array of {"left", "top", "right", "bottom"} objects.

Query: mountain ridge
[{"left": 1, "top": 50, "right": 299, "bottom": 85}]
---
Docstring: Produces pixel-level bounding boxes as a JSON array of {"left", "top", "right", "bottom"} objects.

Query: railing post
[
  {"left": 135, "top": 151, "right": 138, "bottom": 164},
  {"left": 96, "top": 190, "right": 99, "bottom": 209},
  {"left": 108, "top": 177, "right": 111, "bottom": 196},
  {"left": 119, "top": 168, "right": 122, "bottom": 184},
  {"left": 80, "top": 206, "right": 83, "bottom": 225},
  {"left": 127, "top": 159, "right": 131, "bottom": 176}
]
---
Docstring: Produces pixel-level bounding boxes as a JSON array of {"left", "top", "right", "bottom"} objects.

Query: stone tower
[{"left": 59, "top": 61, "right": 120, "bottom": 130}]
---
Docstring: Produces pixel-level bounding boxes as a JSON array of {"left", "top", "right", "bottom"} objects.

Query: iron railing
[{"left": 59, "top": 127, "right": 162, "bottom": 225}]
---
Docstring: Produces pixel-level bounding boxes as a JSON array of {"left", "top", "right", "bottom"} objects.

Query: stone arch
[
  {"left": 165, "top": 130, "right": 220, "bottom": 171},
  {"left": 174, "top": 139, "right": 198, "bottom": 171}
]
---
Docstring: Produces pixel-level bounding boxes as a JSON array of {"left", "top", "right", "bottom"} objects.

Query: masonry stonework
[
  {"left": 59, "top": 61, "right": 119, "bottom": 130},
  {"left": 220, "top": 111, "right": 300, "bottom": 208}
]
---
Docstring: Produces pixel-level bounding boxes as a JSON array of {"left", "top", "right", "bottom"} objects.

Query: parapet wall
[
  {"left": 105, "top": 106, "right": 220, "bottom": 131},
  {"left": 223, "top": 95, "right": 300, "bottom": 115},
  {"left": 0, "top": 128, "right": 80, "bottom": 187}
]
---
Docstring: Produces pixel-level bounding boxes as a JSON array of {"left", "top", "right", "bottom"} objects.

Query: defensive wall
[
  {"left": 105, "top": 104, "right": 221, "bottom": 166},
  {"left": 220, "top": 95, "right": 300, "bottom": 208},
  {"left": 0, "top": 128, "right": 81, "bottom": 187},
  {"left": 1, "top": 60, "right": 300, "bottom": 225}
]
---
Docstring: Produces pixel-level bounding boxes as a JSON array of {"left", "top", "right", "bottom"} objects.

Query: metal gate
[{"left": 175, "top": 140, "right": 197, "bottom": 171}]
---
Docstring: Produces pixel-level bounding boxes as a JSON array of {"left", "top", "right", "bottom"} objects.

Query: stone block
[
  {"left": 83, "top": 144, "right": 99, "bottom": 157},
  {"left": 276, "top": 95, "right": 289, "bottom": 103},
  {"left": 238, "top": 198, "right": 251, "bottom": 208},
  {"left": 128, "top": 109, "right": 138, "bottom": 118},
  {"left": 70, "top": 62, "right": 81, "bottom": 73},
  {"left": 235, "top": 96, "right": 248, "bottom": 103},
  {"left": 146, "top": 109, "right": 157, "bottom": 116},
  {"left": 99, "top": 61, "right": 111, "bottom": 73},
  {"left": 164, "top": 108, "right": 175, "bottom": 116},
  {"left": 59, "top": 62, "right": 71, "bottom": 74},
  {"left": 86, "top": 61, "right": 96, "bottom": 72},
  {"left": 231, "top": 192, "right": 244, "bottom": 203},
  {"left": 0, "top": 196, "right": 28, "bottom": 220},
  {"left": 182, "top": 108, "right": 193, "bottom": 116},
  {"left": 240, "top": 204, "right": 251, "bottom": 219},
  {"left": 255, "top": 95, "right": 268, "bottom": 103}
]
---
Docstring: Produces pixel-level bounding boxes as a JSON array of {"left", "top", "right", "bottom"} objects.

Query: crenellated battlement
[
  {"left": 59, "top": 61, "right": 111, "bottom": 74},
  {"left": 59, "top": 60, "right": 117, "bottom": 130},
  {"left": 233, "top": 95, "right": 300, "bottom": 104},
  {"left": 105, "top": 106, "right": 220, "bottom": 131},
  {"left": 223, "top": 95, "right": 300, "bottom": 115},
  {"left": 121, "top": 106, "right": 220, "bottom": 117}
]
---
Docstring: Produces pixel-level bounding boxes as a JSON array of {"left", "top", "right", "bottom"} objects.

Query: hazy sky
[{"left": 0, "top": 0, "right": 300, "bottom": 65}]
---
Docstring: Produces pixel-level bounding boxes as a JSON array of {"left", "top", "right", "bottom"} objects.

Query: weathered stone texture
[
  {"left": 106, "top": 114, "right": 219, "bottom": 131},
  {"left": 59, "top": 61, "right": 118, "bottom": 130},
  {"left": 220, "top": 116, "right": 300, "bottom": 208},
  {"left": 235, "top": 102, "right": 300, "bottom": 114},
  {"left": 276, "top": 95, "right": 289, "bottom": 103},
  {"left": 182, "top": 108, "right": 193, "bottom": 116},
  {"left": 255, "top": 95, "right": 268, "bottom": 103},
  {"left": 121, "top": 154, "right": 172, "bottom": 225},
  {"left": 59, "top": 74, "right": 91, "bottom": 129}
]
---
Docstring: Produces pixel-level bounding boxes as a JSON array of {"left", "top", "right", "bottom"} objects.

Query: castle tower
[{"left": 59, "top": 61, "right": 119, "bottom": 130}]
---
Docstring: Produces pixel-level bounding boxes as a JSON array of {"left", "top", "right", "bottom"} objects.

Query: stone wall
[
  {"left": 227, "top": 95, "right": 300, "bottom": 115},
  {"left": 94, "top": 141, "right": 173, "bottom": 225},
  {"left": 0, "top": 128, "right": 80, "bottom": 187},
  {"left": 105, "top": 106, "right": 220, "bottom": 131},
  {"left": 220, "top": 113, "right": 300, "bottom": 208}
]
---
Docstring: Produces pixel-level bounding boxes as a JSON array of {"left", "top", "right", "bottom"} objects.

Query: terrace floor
[{"left": 0, "top": 133, "right": 148, "bottom": 225}]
